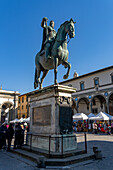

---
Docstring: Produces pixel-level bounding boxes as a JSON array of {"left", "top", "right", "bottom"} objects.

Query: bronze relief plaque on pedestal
[{"left": 32, "top": 105, "right": 51, "bottom": 126}]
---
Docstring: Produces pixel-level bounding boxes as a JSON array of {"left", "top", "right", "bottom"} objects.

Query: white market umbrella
[
  {"left": 89, "top": 112, "right": 109, "bottom": 120},
  {"left": 96, "top": 112, "right": 109, "bottom": 120},
  {"left": 18, "top": 118, "right": 24, "bottom": 123},
  {"left": 10, "top": 118, "right": 19, "bottom": 123},
  {"left": 23, "top": 117, "right": 30, "bottom": 123},
  {"left": 104, "top": 112, "right": 113, "bottom": 120},
  {"left": 88, "top": 113, "right": 95, "bottom": 118},
  {"left": 73, "top": 113, "right": 88, "bottom": 120},
  {"left": 89, "top": 116, "right": 102, "bottom": 120}
]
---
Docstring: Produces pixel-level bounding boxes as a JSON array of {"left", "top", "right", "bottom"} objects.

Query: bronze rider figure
[{"left": 40, "top": 17, "right": 56, "bottom": 61}]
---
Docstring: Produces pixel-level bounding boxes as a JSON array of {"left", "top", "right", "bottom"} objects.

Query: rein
[
  {"left": 56, "top": 36, "right": 70, "bottom": 44},
  {"left": 56, "top": 22, "right": 71, "bottom": 44}
]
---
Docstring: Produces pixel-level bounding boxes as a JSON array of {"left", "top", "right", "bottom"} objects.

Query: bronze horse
[{"left": 34, "top": 18, "right": 75, "bottom": 89}]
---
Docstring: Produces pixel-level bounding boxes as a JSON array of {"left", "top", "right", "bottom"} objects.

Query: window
[
  {"left": 22, "top": 97, "right": 24, "bottom": 103},
  {"left": 22, "top": 114, "right": 25, "bottom": 118},
  {"left": 19, "top": 98, "right": 20, "bottom": 103},
  {"left": 22, "top": 105, "right": 24, "bottom": 110},
  {"left": 94, "top": 77, "right": 99, "bottom": 87},
  {"left": 26, "top": 105, "right": 27, "bottom": 109},
  {"left": 111, "top": 73, "right": 113, "bottom": 83},
  {"left": 18, "top": 106, "right": 20, "bottom": 110},
  {"left": 80, "top": 82, "right": 84, "bottom": 90}
]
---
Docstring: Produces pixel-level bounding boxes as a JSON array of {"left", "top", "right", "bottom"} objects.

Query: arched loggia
[
  {"left": 77, "top": 97, "right": 89, "bottom": 114},
  {"left": 92, "top": 95, "right": 107, "bottom": 114},
  {"left": 1, "top": 102, "right": 13, "bottom": 123},
  {"left": 109, "top": 93, "right": 113, "bottom": 115}
]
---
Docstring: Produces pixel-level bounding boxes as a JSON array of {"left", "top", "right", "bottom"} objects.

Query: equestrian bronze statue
[{"left": 34, "top": 17, "right": 76, "bottom": 89}]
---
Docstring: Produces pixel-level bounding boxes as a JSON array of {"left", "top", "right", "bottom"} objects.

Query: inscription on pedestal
[{"left": 32, "top": 105, "right": 51, "bottom": 126}]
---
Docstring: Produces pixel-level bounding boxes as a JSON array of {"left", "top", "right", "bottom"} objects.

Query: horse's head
[{"left": 65, "top": 18, "right": 76, "bottom": 38}]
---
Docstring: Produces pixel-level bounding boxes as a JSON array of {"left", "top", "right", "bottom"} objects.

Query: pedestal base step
[{"left": 10, "top": 147, "right": 94, "bottom": 168}]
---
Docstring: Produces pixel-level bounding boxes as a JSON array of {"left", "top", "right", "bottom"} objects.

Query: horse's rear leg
[
  {"left": 34, "top": 65, "right": 41, "bottom": 89},
  {"left": 54, "top": 56, "right": 58, "bottom": 84},
  {"left": 40, "top": 70, "right": 48, "bottom": 89},
  {"left": 62, "top": 61, "right": 71, "bottom": 79},
  {"left": 34, "top": 68, "right": 38, "bottom": 89}
]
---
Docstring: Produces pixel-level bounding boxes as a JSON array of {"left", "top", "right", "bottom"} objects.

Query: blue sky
[{"left": 0, "top": 0, "right": 113, "bottom": 94}]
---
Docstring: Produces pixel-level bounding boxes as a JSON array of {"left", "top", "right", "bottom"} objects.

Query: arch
[
  {"left": 77, "top": 97, "right": 90, "bottom": 114},
  {"left": 92, "top": 94, "right": 106, "bottom": 102},
  {"left": 91, "top": 94, "right": 107, "bottom": 114},
  {"left": 108, "top": 93, "right": 113, "bottom": 115},
  {"left": 78, "top": 97, "right": 89, "bottom": 105},
  {"left": 1, "top": 101, "right": 14, "bottom": 123},
  {"left": 108, "top": 92, "right": 113, "bottom": 101}
]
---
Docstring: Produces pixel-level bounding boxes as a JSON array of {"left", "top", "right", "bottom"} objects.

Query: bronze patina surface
[{"left": 34, "top": 18, "right": 76, "bottom": 89}]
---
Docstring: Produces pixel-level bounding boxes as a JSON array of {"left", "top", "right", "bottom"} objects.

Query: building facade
[
  {"left": 18, "top": 94, "right": 28, "bottom": 119},
  {"left": 60, "top": 66, "right": 113, "bottom": 116},
  {"left": 0, "top": 89, "right": 20, "bottom": 125}
]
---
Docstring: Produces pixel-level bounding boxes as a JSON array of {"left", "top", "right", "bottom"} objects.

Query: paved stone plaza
[
  {"left": 0, "top": 133, "right": 113, "bottom": 170},
  {"left": 73, "top": 133, "right": 113, "bottom": 170}
]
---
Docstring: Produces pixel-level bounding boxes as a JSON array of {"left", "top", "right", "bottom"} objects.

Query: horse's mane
[{"left": 55, "top": 21, "right": 69, "bottom": 40}]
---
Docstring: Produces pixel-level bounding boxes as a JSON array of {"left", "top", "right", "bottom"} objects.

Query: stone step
[
  {"left": 11, "top": 148, "right": 94, "bottom": 168},
  {"left": 23, "top": 145, "right": 86, "bottom": 158}
]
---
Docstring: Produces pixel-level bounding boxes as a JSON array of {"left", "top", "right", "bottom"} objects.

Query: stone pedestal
[{"left": 28, "top": 84, "right": 77, "bottom": 152}]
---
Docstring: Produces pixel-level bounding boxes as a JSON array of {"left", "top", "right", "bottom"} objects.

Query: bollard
[
  {"left": 95, "top": 150, "right": 102, "bottom": 159},
  {"left": 93, "top": 146, "right": 102, "bottom": 159},
  {"left": 93, "top": 146, "right": 98, "bottom": 153},
  {"left": 37, "top": 156, "right": 45, "bottom": 168}
]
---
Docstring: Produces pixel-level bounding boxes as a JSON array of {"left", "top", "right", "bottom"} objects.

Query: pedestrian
[
  {"left": 20, "top": 124, "right": 25, "bottom": 146},
  {"left": 26, "top": 123, "right": 30, "bottom": 145},
  {"left": 98, "top": 123, "right": 101, "bottom": 132},
  {"left": 104, "top": 123, "right": 107, "bottom": 131},
  {"left": 14, "top": 123, "right": 22, "bottom": 149},
  {"left": 88, "top": 123, "right": 91, "bottom": 132},
  {"left": 106, "top": 124, "right": 111, "bottom": 135},
  {"left": 93, "top": 123, "right": 98, "bottom": 134},
  {"left": 6, "top": 123, "right": 14, "bottom": 151},
  {"left": 111, "top": 122, "right": 113, "bottom": 134},
  {"left": 0, "top": 123, "right": 7, "bottom": 149},
  {"left": 0, "top": 126, "right": 4, "bottom": 149}
]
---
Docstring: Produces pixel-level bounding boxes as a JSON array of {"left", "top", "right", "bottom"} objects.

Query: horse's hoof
[
  {"left": 63, "top": 75, "right": 68, "bottom": 79},
  {"left": 34, "top": 82, "right": 38, "bottom": 89},
  {"left": 39, "top": 84, "right": 43, "bottom": 89}
]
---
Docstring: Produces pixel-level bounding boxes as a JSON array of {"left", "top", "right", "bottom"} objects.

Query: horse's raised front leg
[
  {"left": 62, "top": 61, "right": 71, "bottom": 79},
  {"left": 40, "top": 70, "right": 48, "bottom": 89},
  {"left": 54, "top": 56, "right": 58, "bottom": 84},
  {"left": 34, "top": 68, "right": 38, "bottom": 89}
]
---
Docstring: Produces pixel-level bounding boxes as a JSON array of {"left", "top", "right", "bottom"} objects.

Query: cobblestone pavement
[
  {"left": 67, "top": 133, "right": 113, "bottom": 170},
  {"left": 0, "top": 133, "right": 113, "bottom": 170},
  {"left": 0, "top": 150, "right": 37, "bottom": 170}
]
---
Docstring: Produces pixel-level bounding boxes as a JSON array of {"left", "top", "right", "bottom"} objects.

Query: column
[
  {"left": 89, "top": 100, "right": 92, "bottom": 113},
  {"left": 106, "top": 97, "right": 109, "bottom": 114},
  {"left": 76, "top": 101, "right": 79, "bottom": 113}
]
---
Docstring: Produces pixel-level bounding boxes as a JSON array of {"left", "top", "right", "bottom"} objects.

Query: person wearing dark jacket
[
  {"left": 0, "top": 123, "right": 7, "bottom": 149},
  {"left": 6, "top": 123, "right": 14, "bottom": 151},
  {"left": 14, "top": 123, "right": 22, "bottom": 149}
]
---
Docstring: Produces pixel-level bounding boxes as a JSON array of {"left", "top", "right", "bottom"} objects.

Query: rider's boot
[{"left": 45, "top": 45, "right": 51, "bottom": 62}]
